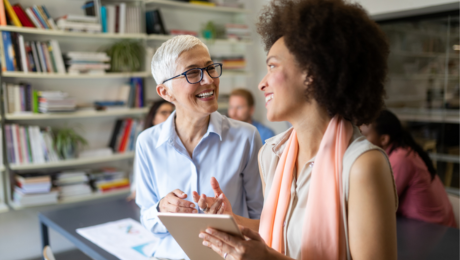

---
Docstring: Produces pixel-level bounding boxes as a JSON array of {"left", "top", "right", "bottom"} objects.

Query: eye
[{"left": 268, "top": 64, "right": 276, "bottom": 69}]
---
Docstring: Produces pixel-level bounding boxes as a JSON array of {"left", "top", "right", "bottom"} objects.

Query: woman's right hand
[{"left": 192, "top": 177, "right": 234, "bottom": 216}]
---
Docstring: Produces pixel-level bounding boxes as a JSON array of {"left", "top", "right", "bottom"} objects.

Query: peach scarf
[{"left": 259, "top": 116, "right": 353, "bottom": 259}]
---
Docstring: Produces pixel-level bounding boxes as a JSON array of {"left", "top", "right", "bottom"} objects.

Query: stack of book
[
  {"left": 1, "top": 32, "right": 65, "bottom": 73},
  {"left": 39, "top": 91, "right": 76, "bottom": 113},
  {"left": 100, "top": 3, "right": 141, "bottom": 34},
  {"left": 108, "top": 118, "right": 144, "bottom": 153},
  {"left": 54, "top": 171, "right": 92, "bottom": 199},
  {"left": 14, "top": 174, "right": 58, "bottom": 206},
  {"left": 63, "top": 52, "right": 111, "bottom": 75},
  {"left": 90, "top": 168, "right": 130, "bottom": 193},
  {"left": 94, "top": 77, "right": 145, "bottom": 110},
  {"left": 0, "top": 1, "right": 56, "bottom": 29},
  {"left": 213, "top": 56, "right": 246, "bottom": 70},
  {"left": 225, "top": 24, "right": 250, "bottom": 41},
  {"left": 5, "top": 125, "right": 60, "bottom": 165},
  {"left": 145, "top": 9, "right": 167, "bottom": 35},
  {"left": 211, "top": 0, "right": 243, "bottom": 8},
  {"left": 56, "top": 14, "right": 101, "bottom": 33}
]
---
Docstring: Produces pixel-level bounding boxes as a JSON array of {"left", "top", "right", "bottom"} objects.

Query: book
[
  {"left": 0, "top": 30, "right": 6, "bottom": 71},
  {"left": 0, "top": 0, "right": 6, "bottom": 25},
  {"left": 10, "top": 32, "right": 21, "bottom": 71},
  {"left": 106, "top": 5, "right": 115, "bottom": 34},
  {"left": 25, "top": 7, "right": 43, "bottom": 28},
  {"left": 31, "top": 41, "right": 42, "bottom": 72},
  {"left": 41, "top": 6, "right": 51, "bottom": 19},
  {"left": 41, "top": 42, "right": 53, "bottom": 73},
  {"left": 49, "top": 40, "right": 66, "bottom": 74},
  {"left": 118, "top": 3, "right": 126, "bottom": 34},
  {"left": 32, "top": 5, "right": 48, "bottom": 29},
  {"left": 36, "top": 6, "right": 52, "bottom": 29},
  {"left": 3, "top": 0, "right": 21, "bottom": 27},
  {"left": 109, "top": 119, "right": 123, "bottom": 152},
  {"left": 18, "top": 34, "right": 27, "bottom": 72},
  {"left": 14, "top": 188, "right": 58, "bottom": 206},
  {"left": 145, "top": 9, "right": 167, "bottom": 35},
  {"left": 36, "top": 41, "right": 47, "bottom": 73},
  {"left": 25, "top": 42, "right": 35, "bottom": 72},
  {"left": 100, "top": 6, "right": 107, "bottom": 33},
  {"left": 2, "top": 31, "right": 15, "bottom": 71},
  {"left": 118, "top": 119, "right": 133, "bottom": 152},
  {"left": 47, "top": 43, "right": 58, "bottom": 72},
  {"left": 12, "top": 4, "right": 34, "bottom": 28}
]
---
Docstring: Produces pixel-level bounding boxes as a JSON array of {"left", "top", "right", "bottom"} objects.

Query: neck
[
  {"left": 290, "top": 102, "right": 331, "bottom": 163},
  {"left": 174, "top": 108, "right": 210, "bottom": 155}
]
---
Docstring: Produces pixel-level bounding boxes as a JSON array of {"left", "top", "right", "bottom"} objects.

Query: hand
[
  {"left": 126, "top": 190, "right": 136, "bottom": 201},
  {"left": 199, "top": 225, "right": 271, "bottom": 260},
  {"left": 159, "top": 189, "right": 197, "bottom": 213},
  {"left": 192, "top": 177, "right": 233, "bottom": 216}
]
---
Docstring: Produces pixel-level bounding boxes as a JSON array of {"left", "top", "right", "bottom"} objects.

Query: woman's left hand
[{"left": 199, "top": 225, "right": 271, "bottom": 260}]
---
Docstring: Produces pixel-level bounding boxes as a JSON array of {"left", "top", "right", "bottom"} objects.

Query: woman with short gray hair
[{"left": 135, "top": 35, "right": 264, "bottom": 260}]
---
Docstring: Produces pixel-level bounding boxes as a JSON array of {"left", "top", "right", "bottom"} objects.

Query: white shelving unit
[
  {"left": 0, "top": 170, "right": 8, "bottom": 212},
  {"left": 144, "top": 0, "right": 250, "bottom": 13},
  {"left": 6, "top": 108, "right": 148, "bottom": 120},
  {"left": 1, "top": 71, "right": 150, "bottom": 79},
  {"left": 390, "top": 108, "right": 460, "bottom": 124}
]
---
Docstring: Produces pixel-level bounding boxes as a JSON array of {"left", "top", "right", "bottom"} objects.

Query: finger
[
  {"left": 205, "top": 228, "right": 243, "bottom": 248},
  {"left": 192, "top": 191, "right": 200, "bottom": 203},
  {"left": 167, "top": 195, "right": 195, "bottom": 208},
  {"left": 165, "top": 202, "right": 197, "bottom": 213},
  {"left": 198, "top": 194, "right": 208, "bottom": 211},
  {"left": 239, "top": 225, "right": 264, "bottom": 242},
  {"left": 200, "top": 232, "right": 235, "bottom": 257},
  {"left": 208, "top": 198, "right": 223, "bottom": 214},
  {"left": 210, "top": 177, "right": 224, "bottom": 197},
  {"left": 217, "top": 202, "right": 225, "bottom": 214},
  {"left": 172, "top": 189, "right": 188, "bottom": 199}
]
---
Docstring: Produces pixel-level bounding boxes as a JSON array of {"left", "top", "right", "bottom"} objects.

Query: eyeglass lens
[{"left": 185, "top": 64, "right": 222, "bottom": 84}]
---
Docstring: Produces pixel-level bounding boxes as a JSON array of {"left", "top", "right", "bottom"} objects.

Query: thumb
[
  {"left": 173, "top": 189, "right": 187, "bottom": 198},
  {"left": 239, "top": 225, "right": 264, "bottom": 242},
  {"left": 210, "top": 177, "right": 223, "bottom": 197}
]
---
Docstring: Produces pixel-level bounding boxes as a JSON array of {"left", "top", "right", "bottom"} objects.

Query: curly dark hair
[{"left": 257, "top": 0, "right": 388, "bottom": 125}]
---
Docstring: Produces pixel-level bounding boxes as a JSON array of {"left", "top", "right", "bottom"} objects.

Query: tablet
[{"left": 157, "top": 213, "right": 243, "bottom": 260}]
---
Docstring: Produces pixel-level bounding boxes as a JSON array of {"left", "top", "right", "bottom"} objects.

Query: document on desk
[{"left": 76, "top": 218, "right": 159, "bottom": 260}]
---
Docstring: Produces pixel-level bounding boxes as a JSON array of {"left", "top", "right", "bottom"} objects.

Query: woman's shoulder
[{"left": 136, "top": 123, "right": 164, "bottom": 148}]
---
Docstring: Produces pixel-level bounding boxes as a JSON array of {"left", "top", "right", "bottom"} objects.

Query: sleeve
[
  {"left": 135, "top": 137, "right": 168, "bottom": 234},
  {"left": 242, "top": 129, "right": 264, "bottom": 219},
  {"left": 390, "top": 154, "right": 414, "bottom": 197}
]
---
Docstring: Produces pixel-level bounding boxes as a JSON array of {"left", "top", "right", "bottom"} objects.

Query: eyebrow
[
  {"left": 266, "top": 56, "right": 277, "bottom": 64},
  {"left": 184, "top": 60, "right": 213, "bottom": 70}
]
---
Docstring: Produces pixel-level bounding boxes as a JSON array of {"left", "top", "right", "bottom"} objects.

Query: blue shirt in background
[
  {"left": 135, "top": 111, "right": 264, "bottom": 259},
  {"left": 252, "top": 119, "right": 275, "bottom": 144}
]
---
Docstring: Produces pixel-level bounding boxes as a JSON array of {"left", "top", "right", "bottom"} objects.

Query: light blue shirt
[
  {"left": 252, "top": 119, "right": 275, "bottom": 144},
  {"left": 135, "top": 111, "right": 264, "bottom": 259}
]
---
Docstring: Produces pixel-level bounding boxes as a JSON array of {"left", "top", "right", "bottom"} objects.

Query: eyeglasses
[{"left": 162, "top": 63, "right": 223, "bottom": 84}]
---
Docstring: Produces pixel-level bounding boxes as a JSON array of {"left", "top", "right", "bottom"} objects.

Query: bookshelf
[
  {"left": 0, "top": 170, "right": 8, "bottom": 212},
  {"left": 0, "top": 0, "right": 253, "bottom": 210}
]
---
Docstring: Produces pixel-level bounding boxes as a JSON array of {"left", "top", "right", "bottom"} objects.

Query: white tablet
[{"left": 157, "top": 213, "right": 243, "bottom": 260}]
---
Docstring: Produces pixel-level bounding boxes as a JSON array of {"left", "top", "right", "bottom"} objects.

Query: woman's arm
[
  {"left": 233, "top": 215, "right": 260, "bottom": 232},
  {"left": 348, "top": 150, "right": 397, "bottom": 260}
]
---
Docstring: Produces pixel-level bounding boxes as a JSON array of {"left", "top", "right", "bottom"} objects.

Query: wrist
[{"left": 157, "top": 197, "right": 164, "bottom": 212}]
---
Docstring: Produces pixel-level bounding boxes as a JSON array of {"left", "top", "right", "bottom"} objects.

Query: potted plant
[
  {"left": 106, "top": 40, "right": 144, "bottom": 72},
  {"left": 54, "top": 128, "right": 88, "bottom": 160}
]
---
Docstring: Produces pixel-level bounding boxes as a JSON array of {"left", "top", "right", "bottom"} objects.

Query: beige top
[{"left": 258, "top": 126, "right": 398, "bottom": 260}]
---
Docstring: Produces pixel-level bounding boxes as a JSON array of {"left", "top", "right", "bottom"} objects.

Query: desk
[{"left": 39, "top": 198, "right": 459, "bottom": 260}]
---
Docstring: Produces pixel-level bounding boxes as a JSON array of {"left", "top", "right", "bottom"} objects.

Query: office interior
[{"left": 0, "top": 0, "right": 458, "bottom": 259}]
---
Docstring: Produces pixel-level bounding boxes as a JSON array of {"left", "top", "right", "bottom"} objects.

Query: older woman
[
  {"left": 135, "top": 35, "right": 264, "bottom": 259},
  {"left": 198, "top": 0, "right": 398, "bottom": 260}
]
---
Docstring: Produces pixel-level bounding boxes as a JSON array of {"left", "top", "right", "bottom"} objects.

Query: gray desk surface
[{"left": 39, "top": 198, "right": 459, "bottom": 260}]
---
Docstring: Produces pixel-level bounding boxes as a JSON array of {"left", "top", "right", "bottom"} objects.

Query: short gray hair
[{"left": 151, "top": 35, "right": 210, "bottom": 88}]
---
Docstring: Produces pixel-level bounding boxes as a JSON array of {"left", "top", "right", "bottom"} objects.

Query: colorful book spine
[
  {"left": 32, "top": 90, "right": 39, "bottom": 113},
  {"left": 0, "top": 0, "right": 6, "bottom": 25},
  {"left": 12, "top": 4, "right": 34, "bottom": 28},
  {"left": 18, "top": 34, "right": 27, "bottom": 72},
  {"left": 36, "top": 6, "right": 52, "bottom": 28},
  {"left": 25, "top": 7, "right": 43, "bottom": 28},
  {"left": 1, "top": 31, "right": 14, "bottom": 71},
  {"left": 3, "top": 0, "right": 21, "bottom": 27},
  {"left": 101, "top": 6, "right": 107, "bottom": 33},
  {"left": 32, "top": 6, "right": 48, "bottom": 29}
]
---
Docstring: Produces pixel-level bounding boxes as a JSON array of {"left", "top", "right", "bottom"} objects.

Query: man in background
[{"left": 228, "top": 88, "right": 275, "bottom": 144}]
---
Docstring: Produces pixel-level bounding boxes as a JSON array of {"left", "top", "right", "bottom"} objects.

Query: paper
[{"left": 76, "top": 218, "right": 159, "bottom": 260}]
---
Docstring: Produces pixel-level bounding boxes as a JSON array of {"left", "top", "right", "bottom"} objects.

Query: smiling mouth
[
  {"left": 265, "top": 94, "right": 273, "bottom": 103},
  {"left": 196, "top": 90, "right": 214, "bottom": 99}
]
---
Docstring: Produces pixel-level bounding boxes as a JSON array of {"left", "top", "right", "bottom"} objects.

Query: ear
[
  {"left": 156, "top": 84, "right": 175, "bottom": 103},
  {"left": 380, "top": 134, "right": 391, "bottom": 149}
]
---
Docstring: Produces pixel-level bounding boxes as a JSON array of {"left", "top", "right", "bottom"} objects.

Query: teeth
[
  {"left": 197, "top": 90, "right": 214, "bottom": 98},
  {"left": 265, "top": 94, "right": 273, "bottom": 103}
]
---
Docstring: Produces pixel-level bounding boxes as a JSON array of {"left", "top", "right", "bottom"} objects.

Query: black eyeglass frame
[{"left": 162, "top": 63, "right": 223, "bottom": 84}]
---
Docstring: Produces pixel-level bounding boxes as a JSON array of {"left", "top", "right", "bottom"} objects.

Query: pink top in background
[{"left": 388, "top": 147, "right": 456, "bottom": 228}]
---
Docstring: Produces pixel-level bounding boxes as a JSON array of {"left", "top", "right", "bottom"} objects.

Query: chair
[
  {"left": 43, "top": 246, "right": 56, "bottom": 260},
  {"left": 447, "top": 192, "right": 460, "bottom": 228}
]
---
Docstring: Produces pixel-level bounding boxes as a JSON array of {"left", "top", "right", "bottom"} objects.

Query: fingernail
[
  {"left": 203, "top": 241, "right": 208, "bottom": 246},
  {"left": 199, "top": 233, "right": 205, "bottom": 238},
  {"left": 206, "top": 228, "right": 212, "bottom": 234},
  {"left": 192, "top": 209, "right": 197, "bottom": 213},
  {"left": 219, "top": 193, "right": 224, "bottom": 199},
  {"left": 190, "top": 204, "right": 195, "bottom": 208}
]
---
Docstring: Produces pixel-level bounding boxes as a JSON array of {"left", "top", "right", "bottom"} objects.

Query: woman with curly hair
[{"left": 197, "top": 0, "right": 398, "bottom": 259}]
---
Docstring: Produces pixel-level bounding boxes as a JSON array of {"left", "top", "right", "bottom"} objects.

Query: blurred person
[
  {"left": 127, "top": 100, "right": 175, "bottom": 201},
  {"left": 135, "top": 35, "right": 263, "bottom": 260},
  {"left": 360, "top": 109, "right": 456, "bottom": 227},
  {"left": 196, "top": 0, "right": 398, "bottom": 259},
  {"left": 228, "top": 88, "right": 275, "bottom": 144}
]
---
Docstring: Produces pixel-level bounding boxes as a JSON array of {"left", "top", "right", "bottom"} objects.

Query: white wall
[{"left": 354, "top": 0, "right": 457, "bottom": 15}]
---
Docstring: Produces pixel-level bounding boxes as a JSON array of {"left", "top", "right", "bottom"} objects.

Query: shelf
[
  {"left": 390, "top": 51, "right": 459, "bottom": 59},
  {"left": 390, "top": 108, "right": 459, "bottom": 123},
  {"left": 5, "top": 108, "right": 148, "bottom": 120},
  {"left": 9, "top": 152, "right": 135, "bottom": 171},
  {"left": 9, "top": 189, "right": 130, "bottom": 210},
  {"left": 429, "top": 153, "right": 460, "bottom": 163},
  {"left": 1, "top": 71, "right": 150, "bottom": 79},
  {"left": 147, "top": 34, "right": 252, "bottom": 44},
  {"left": 0, "top": 25, "right": 146, "bottom": 39},
  {"left": 145, "top": 0, "right": 250, "bottom": 13},
  {"left": 389, "top": 74, "right": 459, "bottom": 80}
]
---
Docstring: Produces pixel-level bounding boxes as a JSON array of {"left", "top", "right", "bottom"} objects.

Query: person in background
[
  {"left": 127, "top": 100, "right": 175, "bottom": 201},
  {"left": 228, "top": 88, "right": 275, "bottom": 144},
  {"left": 136, "top": 35, "right": 263, "bottom": 260},
  {"left": 360, "top": 109, "right": 456, "bottom": 227}
]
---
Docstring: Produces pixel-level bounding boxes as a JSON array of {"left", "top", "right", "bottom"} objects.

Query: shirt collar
[
  {"left": 156, "top": 111, "right": 223, "bottom": 148},
  {"left": 266, "top": 127, "right": 294, "bottom": 157}
]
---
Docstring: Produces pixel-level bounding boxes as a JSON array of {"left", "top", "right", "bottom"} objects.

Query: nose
[
  {"left": 200, "top": 70, "right": 214, "bottom": 85},
  {"left": 258, "top": 73, "right": 268, "bottom": 91}
]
